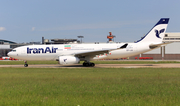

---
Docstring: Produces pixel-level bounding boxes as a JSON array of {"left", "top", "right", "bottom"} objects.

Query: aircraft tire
[
  {"left": 24, "top": 64, "right": 28, "bottom": 67},
  {"left": 83, "top": 62, "right": 95, "bottom": 67},
  {"left": 85, "top": 63, "right": 89, "bottom": 67},
  {"left": 90, "top": 63, "right": 95, "bottom": 67}
]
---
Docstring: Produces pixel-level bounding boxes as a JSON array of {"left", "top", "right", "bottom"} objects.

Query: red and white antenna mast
[{"left": 107, "top": 32, "right": 115, "bottom": 43}]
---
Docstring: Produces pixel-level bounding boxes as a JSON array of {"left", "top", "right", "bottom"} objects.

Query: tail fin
[{"left": 136, "top": 18, "right": 169, "bottom": 43}]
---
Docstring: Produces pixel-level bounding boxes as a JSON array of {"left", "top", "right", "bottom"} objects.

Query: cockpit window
[{"left": 12, "top": 50, "right": 16, "bottom": 52}]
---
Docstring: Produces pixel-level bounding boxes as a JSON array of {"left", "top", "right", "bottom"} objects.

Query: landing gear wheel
[
  {"left": 90, "top": 63, "right": 95, "bottom": 67},
  {"left": 24, "top": 61, "right": 28, "bottom": 67},
  {"left": 84, "top": 63, "right": 89, "bottom": 67},
  {"left": 82, "top": 62, "right": 95, "bottom": 67},
  {"left": 24, "top": 64, "right": 28, "bottom": 67}
]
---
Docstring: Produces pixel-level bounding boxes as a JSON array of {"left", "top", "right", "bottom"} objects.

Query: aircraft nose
[
  {"left": 7, "top": 52, "right": 11, "bottom": 57},
  {"left": 7, "top": 52, "right": 12, "bottom": 57}
]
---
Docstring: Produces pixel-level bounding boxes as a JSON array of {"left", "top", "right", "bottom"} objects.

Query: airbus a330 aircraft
[{"left": 8, "top": 18, "right": 169, "bottom": 67}]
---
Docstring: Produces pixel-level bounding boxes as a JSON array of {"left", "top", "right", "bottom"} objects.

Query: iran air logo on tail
[{"left": 155, "top": 29, "right": 165, "bottom": 39}]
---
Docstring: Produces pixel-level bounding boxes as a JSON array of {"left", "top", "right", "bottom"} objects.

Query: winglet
[{"left": 120, "top": 43, "right": 128, "bottom": 49}]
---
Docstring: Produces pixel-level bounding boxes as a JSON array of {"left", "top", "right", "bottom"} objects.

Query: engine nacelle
[{"left": 59, "top": 56, "right": 80, "bottom": 65}]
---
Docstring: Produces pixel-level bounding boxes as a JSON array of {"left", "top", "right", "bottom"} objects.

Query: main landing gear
[
  {"left": 24, "top": 61, "right": 28, "bottom": 67},
  {"left": 83, "top": 62, "right": 95, "bottom": 67}
]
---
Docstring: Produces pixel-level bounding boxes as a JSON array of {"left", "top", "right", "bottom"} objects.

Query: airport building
[
  {"left": 0, "top": 39, "right": 16, "bottom": 57},
  {"left": 42, "top": 37, "right": 80, "bottom": 44}
]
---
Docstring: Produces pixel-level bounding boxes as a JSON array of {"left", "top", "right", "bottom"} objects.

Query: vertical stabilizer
[{"left": 136, "top": 18, "right": 169, "bottom": 43}]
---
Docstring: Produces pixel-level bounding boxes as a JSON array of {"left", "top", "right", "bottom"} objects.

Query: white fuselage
[{"left": 8, "top": 42, "right": 151, "bottom": 61}]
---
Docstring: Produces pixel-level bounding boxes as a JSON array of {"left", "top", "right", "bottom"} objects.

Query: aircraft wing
[{"left": 74, "top": 43, "right": 128, "bottom": 57}]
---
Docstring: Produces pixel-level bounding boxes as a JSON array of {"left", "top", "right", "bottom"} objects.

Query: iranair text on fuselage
[{"left": 27, "top": 47, "right": 58, "bottom": 54}]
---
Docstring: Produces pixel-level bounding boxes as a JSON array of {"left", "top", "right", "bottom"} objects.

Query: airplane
[{"left": 7, "top": 18, "right": 169, "bottom": 67}]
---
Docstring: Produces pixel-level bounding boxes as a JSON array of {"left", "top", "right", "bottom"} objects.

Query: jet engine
[{"left": 59, "top": 56, "right": 80, "bottom": 65}]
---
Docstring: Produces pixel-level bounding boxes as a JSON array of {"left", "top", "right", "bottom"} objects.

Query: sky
[{"left": 0, "top": 0, "right": 180, "bottom": 43}]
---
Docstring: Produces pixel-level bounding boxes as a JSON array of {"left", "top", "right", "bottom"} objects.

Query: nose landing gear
[{"left": 24, "top": 61, "right": 28, "bottom": 67}]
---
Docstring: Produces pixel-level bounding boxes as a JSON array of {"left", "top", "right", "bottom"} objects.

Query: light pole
[{"left": 77, "top": 36, "right": 84, "bottom": 43}]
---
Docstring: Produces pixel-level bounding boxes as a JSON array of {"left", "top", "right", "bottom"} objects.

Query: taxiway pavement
[{"left": 0, "top": 64, "right": 180, "bottom": 68}]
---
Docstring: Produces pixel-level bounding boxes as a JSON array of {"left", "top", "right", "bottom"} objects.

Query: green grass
[
  {"left": 0, "top": 68, "right": 180, "bottom": 105},
  {"left": 0, "top": 60, "right": 180, "bottom": 65}
]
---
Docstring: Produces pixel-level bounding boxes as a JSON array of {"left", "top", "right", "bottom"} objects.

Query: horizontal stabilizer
[{"left": 149, "top": 42, "right": 172, "bottom": 49}]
